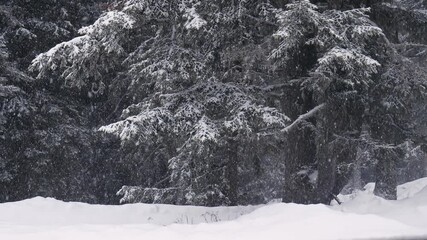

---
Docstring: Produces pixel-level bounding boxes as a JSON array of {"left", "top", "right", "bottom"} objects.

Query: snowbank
[
  {"left": 0, "top": 197, "right": 258, "bottom": 226},
  {"left": 334, "top": 177, "right": 427, "bottom": 229},
  {"left": 1, "top": 178, "right": 427, "bottom": 240}
]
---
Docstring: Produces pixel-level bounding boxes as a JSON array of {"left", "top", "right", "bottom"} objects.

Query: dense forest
[{"left": 1, "top": 0, "right": 426, "bottom": 206}]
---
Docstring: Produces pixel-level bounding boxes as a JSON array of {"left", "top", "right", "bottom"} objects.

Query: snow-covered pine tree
[
  {"left": 368, "top": 56, "right": 427, "bottom": 199},
  {"left": 26, "top": 0, "right": 427, "bottom": 205},
  {"left": 270, "top": 0, "right": 391, "bottom": 203},
  {"left": 31, "top": 0, "right": 290, "bottom": 206},
  {"left": 106, "top": 0, "right": 290, "bottom": 206},
  {"left": 0, "top": 0, "right": 108, "bottom": 203},
  {"left": 360, "top": 0, "right": 427, "bottom": 199},
  {"left": 0, "top": 54, "right": 33, "bottom": 201}
]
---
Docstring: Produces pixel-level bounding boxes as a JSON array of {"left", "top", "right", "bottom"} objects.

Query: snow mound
[
  {"left": 334, "top": 177, "right": 427, "bottom": 229},
  {"left": 398, "top": 177, "right": 427, "bottom": 200},
  {"left": 0, "top": 197, "right": 258, "bottom": 226},
  {"left": 0, "top": 178, "right": 427, "bottom": 240}
]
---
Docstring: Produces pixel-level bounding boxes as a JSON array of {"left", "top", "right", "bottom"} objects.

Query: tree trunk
[
  {"left": 226, "top": 138, "right": 239, "bottom": 205},
  {"left": 282, "top": 124, "right": 317, "bottom": 204},
  {"left": 315, "top": 118, "right": 336, "bottom": 204},
  {"left": 373, "top": 147, "right": 397, "bottom": 200}
]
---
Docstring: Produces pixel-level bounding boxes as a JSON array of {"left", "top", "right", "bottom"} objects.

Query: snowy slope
[{"left": 1, "top": 178, "right": 427, "bottom": 240}]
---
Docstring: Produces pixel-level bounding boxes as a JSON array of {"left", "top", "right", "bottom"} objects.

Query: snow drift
[{"left": 1, "top": 178, "right": 427, "bottom": 240}]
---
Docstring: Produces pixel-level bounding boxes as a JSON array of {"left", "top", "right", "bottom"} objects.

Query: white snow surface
[{"left": 1, "top": 178, "right": 427, "bottom": 240}]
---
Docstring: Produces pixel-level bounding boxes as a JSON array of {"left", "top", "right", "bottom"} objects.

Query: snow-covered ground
[{"left": 1, "top": 178, "right": 427, "bottom": 240}]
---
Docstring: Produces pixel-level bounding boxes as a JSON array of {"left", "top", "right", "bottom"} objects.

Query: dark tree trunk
[
  {"left": 374, "top": 147, "right": 397, "bottom": 200},
  {"left": 226, "top": 138, "right": 239, "bottom": 205},
  {"left": 314, "top": 115, "right": 335, "bottom": 204},
  {"left": 283, "top": 124, "right": 317, "bottom": 204}
]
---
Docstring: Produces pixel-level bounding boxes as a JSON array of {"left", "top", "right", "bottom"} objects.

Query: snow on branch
[
  {"left": 99, "top": 107, "right": 174, "bottom": 144},
  {"left": 29, "top": 10, "right": 136, "bottom": 92},
  {"left": 191, "top": 116, "right": 219, "bottom": 143},
  {"left": 184, "top": 7, "right": 207, "bottom": 30},
  {"left": 316, "top": 47, "right": 380, "bottom": 81},
  {"left": 281, "top": 103, "right": 326, "bottom": 133}
]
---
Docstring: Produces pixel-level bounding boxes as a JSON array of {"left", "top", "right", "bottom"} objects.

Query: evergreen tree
[
  {"left": 31, "top": 0, "right": 290, "bottom": 206},
  {"left": 270, "top": 0, "right": 392, "bottom": 203},
  {"left": 2, "top": 0, "right": 426, "bottom": 205},
  {"left": 0, "top": 0, "right": 106, "bottom": 203}
]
